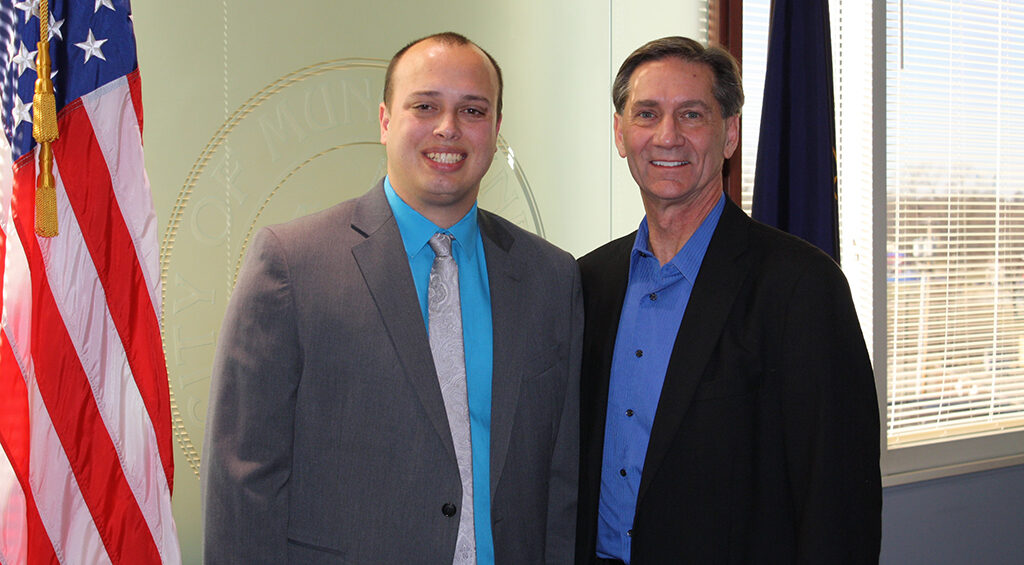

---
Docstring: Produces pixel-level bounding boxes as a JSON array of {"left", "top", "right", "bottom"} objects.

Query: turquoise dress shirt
[{"left": 384, "top": 177, "right": 495, "bottom": 564}]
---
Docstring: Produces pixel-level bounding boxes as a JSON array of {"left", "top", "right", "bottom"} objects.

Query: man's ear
[
  {"left": 379, "top": 102, "right": 390, "bottom": 144},
  {"left": 489, "top": 114, "right": 502, "bottom": 155},
  {"left": 613, "top": 113, "right": 627, "bottom": 158},
  {"left": 723, "top": 114, "right": 740, "bottom": 159}
]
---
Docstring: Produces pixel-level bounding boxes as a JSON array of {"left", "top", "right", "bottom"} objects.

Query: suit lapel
[
  {"left": 478, "top": 211, "right": 526, "bottom": 500},
  {"left": 637, "top": 200, "right": 753, "bottom": 504},
  {"left": 581, "top": 236, "right": 633, "bottom": 476},
  {"left": 350, "top": 184, "right": 456, "bottom": 459}
]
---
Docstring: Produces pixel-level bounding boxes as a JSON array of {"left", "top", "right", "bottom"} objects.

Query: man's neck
[
  {"left": 388, "top": 184, "right": 477, "bottom": 229},
  {"left": 642, "top": 188, "right": 722, "bottom": 266}
]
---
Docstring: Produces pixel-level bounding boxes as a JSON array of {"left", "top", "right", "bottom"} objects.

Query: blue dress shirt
[
  {"left": 595, "top": 194, "right": 726, "bottom": 563},
  {"left": 384, "top": 178, "right": 495, "bottom": 564}
]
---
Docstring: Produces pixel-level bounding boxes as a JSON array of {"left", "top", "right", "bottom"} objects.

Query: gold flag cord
[{"left": 33, "top": 0, "right": 59, "bottom": 237}]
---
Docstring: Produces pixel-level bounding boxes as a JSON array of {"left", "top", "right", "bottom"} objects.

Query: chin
[
  {"left": 426, "top": 185, "right": 476, "bottom": 204},
  {"left": 643, "top": 180, "right": 691, "bottom": 197}
]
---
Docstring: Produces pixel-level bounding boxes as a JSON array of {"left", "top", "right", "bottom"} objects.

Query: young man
[{"left": 203, "top": 33, "right": 581, "bottom": 564}]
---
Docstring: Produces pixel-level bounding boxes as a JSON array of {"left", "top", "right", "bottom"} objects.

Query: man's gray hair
[{"left": 612, "top": 36, "right": 744, "bottom": 118}]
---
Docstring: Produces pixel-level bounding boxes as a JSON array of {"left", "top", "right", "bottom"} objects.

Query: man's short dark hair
[
  {"left": 382, "top": 32, "right": 504, "bottom": 117},
  {"left": 612, "top": 36, "right": 743, "bottom": 118}
]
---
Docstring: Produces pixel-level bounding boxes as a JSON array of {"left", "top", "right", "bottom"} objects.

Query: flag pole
[{"left": 34, "top": 0, "right": 59, "bottom": 237}]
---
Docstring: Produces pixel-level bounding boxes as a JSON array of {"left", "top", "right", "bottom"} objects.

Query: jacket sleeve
[
  {"left": 779, "top": 255, "right": 882, "bottom": 564},
  {"left": 202, "top": 228, "right": 303, "bottom": 564},
  {"left": 545, "top": 261, "right": 584, "bottom": 564}
]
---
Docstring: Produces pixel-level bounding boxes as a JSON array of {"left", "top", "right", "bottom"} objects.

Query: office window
[
  {"left": 741, "top": 0, "right": 1024, "bottom": 479},
  {"left": 885, "top": 0, "right": 1024, "bottom": 449}
]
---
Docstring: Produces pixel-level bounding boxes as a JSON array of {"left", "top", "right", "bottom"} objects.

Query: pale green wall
[{"left": 132, "top": 1, "right": 703, "bottom": 561}]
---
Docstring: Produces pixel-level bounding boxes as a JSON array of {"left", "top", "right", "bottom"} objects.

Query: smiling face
[
  {"left": 614, "top": 57, "right": 739, "bottom": 212},
  {"left": 379, "top": 39, "right": 501, "bottom": 227}
]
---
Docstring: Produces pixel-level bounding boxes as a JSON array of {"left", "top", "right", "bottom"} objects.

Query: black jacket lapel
[{"left": 637, "top": 200, "right": 753, "bottom": 505}]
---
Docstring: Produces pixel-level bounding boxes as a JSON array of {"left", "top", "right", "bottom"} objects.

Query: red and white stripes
[{"left": 0, "top": 70, "right": 179, "bottom": 565}]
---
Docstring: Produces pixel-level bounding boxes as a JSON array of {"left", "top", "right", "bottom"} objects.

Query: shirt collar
[
  {"left": 632, "top": 192, "right": 727, "bottom": 281},
  {"left": 384, "top": 176, "right": 480, "bottom": 260}
]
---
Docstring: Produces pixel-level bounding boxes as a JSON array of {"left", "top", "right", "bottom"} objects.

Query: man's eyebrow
[
  {"left": 406, "top": 91, "right": 492, "bottom": 104},
  {"left": 678, "top": 99, "right": 712, "bottom": 110},
  {"left": 631, "top": 99, "right": 712, "bottom": 110},
  {"left": 407, "top": 90, "right": 441, "bottom": 98},
  {"left": 460, "top": 94, "right": 492, "bottom": 106}
]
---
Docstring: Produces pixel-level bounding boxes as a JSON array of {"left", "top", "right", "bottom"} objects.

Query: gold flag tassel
[{"left": 33, "top": 0, "right": 59, "bottom": 237}]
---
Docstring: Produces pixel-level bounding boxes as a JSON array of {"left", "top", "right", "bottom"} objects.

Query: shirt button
[
  {"left": 635, "top": 349, "right": 643, "bottom": 358},
  {"left": 649, "top": 293, "right": 658, "bottom": 301},
  {"left": 619, "top": 468, "right": 627, "bottom": 477},
  {"left": 626, "top": 409, "right": 634, "bottom": 417},
  {"left": 627, "top": 529, "right": 634, "bottom": 537},
  {"left": 442, "top": 503, "right": 457, "bottom": 517}
]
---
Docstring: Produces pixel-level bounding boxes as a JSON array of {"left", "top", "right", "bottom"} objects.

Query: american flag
[{"left": 0, "top": 1, "right": 179, "bottom": 563}]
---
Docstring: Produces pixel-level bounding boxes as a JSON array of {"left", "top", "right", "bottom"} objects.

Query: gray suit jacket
[{"left": 202, "top": 182, "right": 582, "bottom": 564}]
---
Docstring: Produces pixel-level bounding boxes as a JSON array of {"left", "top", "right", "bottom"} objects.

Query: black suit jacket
[{"left": 576, "top": 199, "right": 881, "bottom": 564}]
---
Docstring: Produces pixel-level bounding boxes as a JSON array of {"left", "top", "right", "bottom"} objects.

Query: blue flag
[{"left": 752, "top": 0, "right": 839, "bottom": 261}]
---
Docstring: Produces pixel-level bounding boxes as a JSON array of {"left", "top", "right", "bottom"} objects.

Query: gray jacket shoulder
[
  {"left": 261, "top": 198, "right": 364, "bottom": 251},
  {"left": 479, "top": 208, "right": 577, "bottom": 271}
]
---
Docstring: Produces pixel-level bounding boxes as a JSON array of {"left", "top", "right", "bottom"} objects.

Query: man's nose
[
  {"left": 655, "top": 115, "right": 682, "bottom": 146},
  {"left": 434, "top": 111, "right": 460, "bottom": 139}
]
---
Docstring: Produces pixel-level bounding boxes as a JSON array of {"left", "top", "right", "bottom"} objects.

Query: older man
[
  {"left": 203, "top": 32, "right": 581, "bottom": 564},
  {"left": 576, "top": 36, "right": 881, "bottom": 564}
]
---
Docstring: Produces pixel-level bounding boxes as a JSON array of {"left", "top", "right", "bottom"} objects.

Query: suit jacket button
[{"left": 442, "top": 503, "right": 457, "bottom": 517}]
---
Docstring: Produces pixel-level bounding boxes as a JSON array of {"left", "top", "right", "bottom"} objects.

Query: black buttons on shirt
[
  {"left": 442, "top": 503, "right": 457, "bottom": 517},
  {"left": 649, "top": 292, "right": 658, "bottom": 301},
  {"left": 619, "top": 468, "right": 627, "bottom": 477},
  {"left": 625, "top": 409, "right": 634, "bottom": 417},
  {"left": 635, "top": 349, "right": 643, "bottom": 358},
  {"left": 627, "top": 529, "right": 634, "bottom": 537}
]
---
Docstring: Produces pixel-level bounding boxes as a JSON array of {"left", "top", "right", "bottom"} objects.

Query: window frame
[
  {"left": 870, "top": 0, "right": 1024, "bottom": 485},
  {"left": 715, "top": 0, "right": 1024, "bottom": 485},
  {"left": 708, "top": 0, "right": 744, "bottom": 205}
]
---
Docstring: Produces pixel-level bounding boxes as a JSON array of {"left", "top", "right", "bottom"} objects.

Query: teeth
[
  {"left": 652, "top": 160, "right": 685, "bottom": 167},
  {"left": 427, "top": 152, "right": 465, "bottom": 164}
]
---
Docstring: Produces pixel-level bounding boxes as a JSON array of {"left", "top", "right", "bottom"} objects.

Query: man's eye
[
  {"left": 683, "top": 111, "right": 701, "bottom": 119},
  {"left": 413, "top": 104, "right": 434, "bottom": 111},
  {"left": 637, "top": 111, "right": 656, "bottom": 119},
  {"left": 463, "top": 107, "right": 485, "bottom": 116}
]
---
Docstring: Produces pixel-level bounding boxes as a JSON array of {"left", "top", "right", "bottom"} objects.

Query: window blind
[{"left": 885, "top": 0, "right": 1024, "bottom": 446}]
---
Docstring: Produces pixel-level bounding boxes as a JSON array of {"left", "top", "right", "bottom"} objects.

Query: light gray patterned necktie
[{"left": 427, "top": 233, "right": 476, "bottom": 565}]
